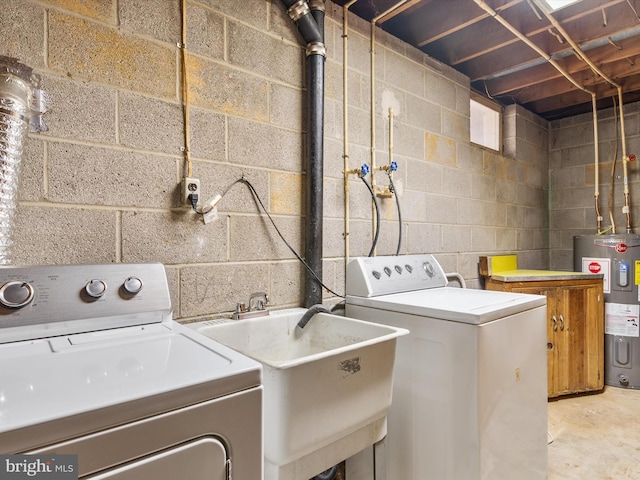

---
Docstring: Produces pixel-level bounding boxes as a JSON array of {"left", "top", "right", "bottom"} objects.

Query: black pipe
[
  {"left": 280, "top": 0, "right": 326, "bottom": 307},
  {"left": 304, "top": 40, "right": 325, "bottom": 305},
  {"left": 280, "top": 0, "right": 322, "bottom": 44}
]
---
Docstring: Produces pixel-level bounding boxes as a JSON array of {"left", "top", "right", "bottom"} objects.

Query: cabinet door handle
[
  {"left": 559, "top": 315, "right": 565, "bottom": 331},
  {"left": 552, "top": 315, "right": 558, "bottom": 331}
]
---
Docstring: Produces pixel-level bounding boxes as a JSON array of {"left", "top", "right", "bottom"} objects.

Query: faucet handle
[{"left": 249, "top": 292, "right": 269, "bottom": 311}]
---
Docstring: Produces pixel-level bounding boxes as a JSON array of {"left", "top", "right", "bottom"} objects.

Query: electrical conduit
[{"left": 343, "top": 0, "right": 360, "bottom": 272}]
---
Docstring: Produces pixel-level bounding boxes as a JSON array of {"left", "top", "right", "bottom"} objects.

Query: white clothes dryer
[
  {"left": 0, "top": 263, "right": 262, "bottom": 480},
  {"left": 345, "top": 254, "right": 548, "bottom": 480}
]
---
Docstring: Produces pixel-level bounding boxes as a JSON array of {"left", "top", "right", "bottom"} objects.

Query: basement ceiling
[{"left": 333, "top": 0, "right": 640, "bottom": 120}]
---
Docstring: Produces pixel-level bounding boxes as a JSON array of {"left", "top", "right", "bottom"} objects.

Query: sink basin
[{"left": 188, "top": 307, "right": 407, "bottom": 480}]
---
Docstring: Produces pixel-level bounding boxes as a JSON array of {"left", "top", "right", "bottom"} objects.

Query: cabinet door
[
  {"left": 485, "top": 279, "right": 604, "bottom": 398},
  {"left": 555, "top": 284, "right": 603, "bottom": 395}
]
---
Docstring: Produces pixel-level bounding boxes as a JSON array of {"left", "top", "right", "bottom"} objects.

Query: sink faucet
[
  {"left": 249, "top": 291, "right": 269, "bottom": 311},
  {"left": 233, "top": 292, "right": 270, "bottom": 320}
]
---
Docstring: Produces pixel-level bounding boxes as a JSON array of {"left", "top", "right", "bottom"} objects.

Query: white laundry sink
[{"left": 188, "top": 307, "right": 407, "bottom": 480}]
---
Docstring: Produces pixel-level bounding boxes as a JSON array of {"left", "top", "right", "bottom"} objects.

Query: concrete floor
[{"left": 548, "top": 386, "right": 640, "bottom": 479}]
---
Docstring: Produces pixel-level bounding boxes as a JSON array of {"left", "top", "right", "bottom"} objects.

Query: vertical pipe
[
  {"left": 618, "top": 87, "right": 632, "bottom": 232},
  {"left": 592, "top": 94, "right": 602, "bottom": 233},
  {"left": 305, "top": 2, "right": 326, "bottom": 306},
  {"left": 369, "top": 1, "right": 409, "bottom": 254},
  {"left": 389, "top": 107, "right": 394, "bottom": 165},
  {"left": 180, "top": 0, "right": 193, "bottom": 178},
  {"left": 279, "top": 0, "right": 325, "bottom": 306},
  {"left": 343, "top": 0, "right": 359, "bottom": 272},
  {"left": 370, "top": 22, "right": 378, "bottom": 252}
]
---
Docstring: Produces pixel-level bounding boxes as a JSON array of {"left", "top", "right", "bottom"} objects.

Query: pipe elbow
[{"left": 280, "top": 0, "right": 323, "bottom": 45}]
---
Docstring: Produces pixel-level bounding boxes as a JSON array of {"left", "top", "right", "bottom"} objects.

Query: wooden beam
[
  {"left": 479, "top": 36, "right": 640, "bottom": 96},
  {"left": 457, "top": 2, "right": 640, "bottom": 81},
  {"left": 444, "top": 0, "right": 631, "bottom": 67},
  {"left": 526, "top": 75, "right": 640, "bottom": 115}
]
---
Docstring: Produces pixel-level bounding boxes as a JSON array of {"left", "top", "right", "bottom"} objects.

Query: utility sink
[{"left": 188, "top": 307, "right": 407, "bottom": 480}]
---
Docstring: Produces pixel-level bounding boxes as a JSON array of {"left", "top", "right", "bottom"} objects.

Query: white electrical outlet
[{"left": 182, "top": 177, "right": 200, "bottom": 206}]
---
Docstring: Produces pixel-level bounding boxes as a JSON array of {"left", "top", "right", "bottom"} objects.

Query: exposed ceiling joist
[{"left": 335, "top": 0, "right": 640, "bottom": 120}]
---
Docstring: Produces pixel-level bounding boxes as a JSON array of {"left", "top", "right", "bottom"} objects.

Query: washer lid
[
  {"left": 347, "top": 287, "right": 546, "bottom": 325},
  {"left": 0, "top": 322, "right": 261, "bottom": 434}
]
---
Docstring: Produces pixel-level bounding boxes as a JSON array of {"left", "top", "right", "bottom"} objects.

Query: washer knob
[
  {"left": 85, "top": 279, "right": 107, "bottom": 298},
  {"left": 423, "top": 261, "right": 435, "bottom": 277},
  {"left": 123, "top": 276, "right": 143, "bottom": 295},
  {"left": 0, "top": 281, "right": 35, "bottom": 309}
]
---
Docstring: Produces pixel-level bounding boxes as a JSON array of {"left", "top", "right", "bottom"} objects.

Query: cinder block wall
[
  {"left": 3, "top": 0, "right": 549, "bottom": 321},
  {"left": 549, "top": 102, "right": 640, "bottom": 270}
]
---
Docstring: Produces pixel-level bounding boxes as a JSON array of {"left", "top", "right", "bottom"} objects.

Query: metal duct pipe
[
  {"left": 280, "top": 0, "right": 326, "bottom": 307},
  {"left": 0, "top": 56, "right": 48, "bottom": 265}
]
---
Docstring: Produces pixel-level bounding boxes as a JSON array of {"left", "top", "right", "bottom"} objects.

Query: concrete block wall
[
  {"left": 549, "top": 102, "right": 640, "bottom": 270},
  {"left": 503, "top": 104, "right": 550, "bottom": 269},
  {"left": 3, "top": 0, "right": 550, "bottom": 321}
]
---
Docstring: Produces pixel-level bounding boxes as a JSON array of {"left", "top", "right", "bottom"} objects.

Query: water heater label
[
  {"left": 605, "top": 303, "right": 640, "bottom": 337},
  {"left": 581, "top": 257, "right": 610, "bottom": 293},
  {"left": 635, "top": 261, "right": 640, "bottom": 288}
]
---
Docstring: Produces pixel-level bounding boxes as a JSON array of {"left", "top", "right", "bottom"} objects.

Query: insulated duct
[
  {"left": 0, "top": 56, "right": 49, "bottom": 264},
  {"left": 280, "top": 0, "right": 326, "bottom": 307}
]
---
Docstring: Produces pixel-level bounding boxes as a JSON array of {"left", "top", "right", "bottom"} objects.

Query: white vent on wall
[{"left": 470, "top": 98, "right": 500, "bottom": 151}]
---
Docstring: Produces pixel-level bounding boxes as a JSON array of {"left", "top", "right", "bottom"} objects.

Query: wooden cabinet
[{"left": 484, "top": 277, "right": 604, "bottom": 398}]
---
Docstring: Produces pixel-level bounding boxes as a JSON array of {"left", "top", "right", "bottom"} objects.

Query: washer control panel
[
  {"left": 346, "top": 254, "right": 448, "bottom": 297},
  {"left": 0, "top": 263, "right": 171, "bottom": 343}
]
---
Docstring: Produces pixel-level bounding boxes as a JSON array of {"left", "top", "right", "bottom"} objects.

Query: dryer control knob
[
  {"left": 85, "top": 279, "right": 107, "bottom": 298},
  {"left": 123, "top": 276, "right": 143, "bottom": 295},
  {"left": 0, "top": 281, "right": 35, "bottom": 308}
]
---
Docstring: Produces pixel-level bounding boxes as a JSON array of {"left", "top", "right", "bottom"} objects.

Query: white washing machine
[
  {"left": 0, "top": 263, "right": 262, "bottom": 479},
  {"left": 345, "top": 255, "right": 548, "bottom": 480}
]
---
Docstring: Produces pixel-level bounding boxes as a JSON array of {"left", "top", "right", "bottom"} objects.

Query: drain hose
[{"left": 297, "top": 303, "right": 331, "bottom": 329}]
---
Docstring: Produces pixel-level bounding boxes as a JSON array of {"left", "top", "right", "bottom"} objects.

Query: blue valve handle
[
  {"left": 390, "top": 161, "right": 398, "bottom": 172},
  {"left": 360, "top": 163, "right": 370, "bottom": 176}
]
